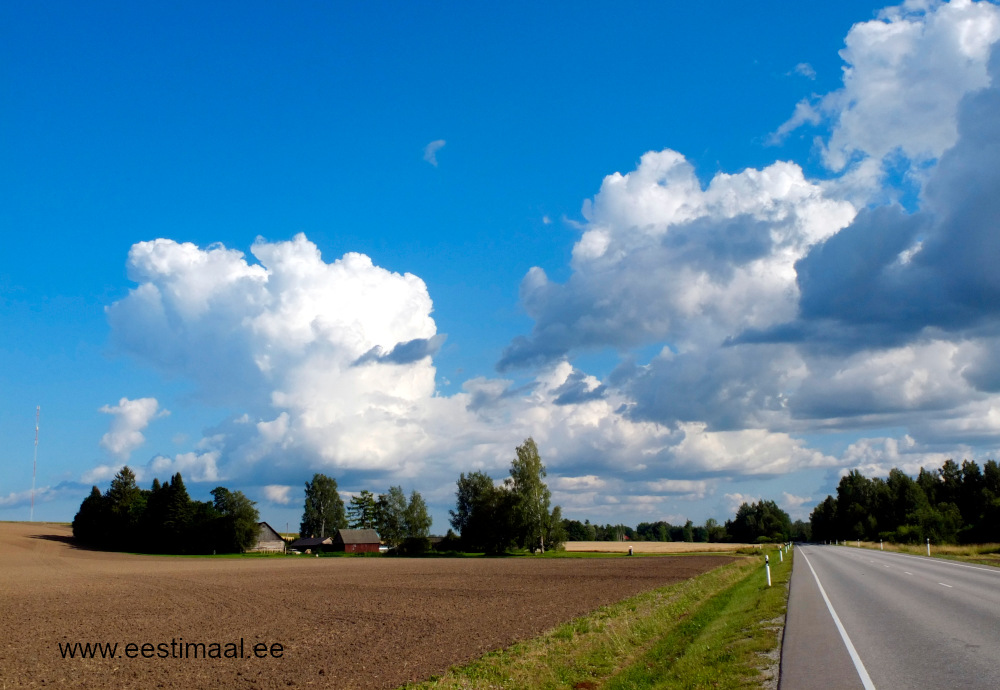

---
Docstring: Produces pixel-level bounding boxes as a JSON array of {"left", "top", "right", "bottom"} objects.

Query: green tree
[
  {"left": 72, "top": 486, "right": 109, "bottom": 547},
  {"left": 506, "top": 437, "right": 556, "bottom": 553},
  {"left": 211, "top": 487, "right": 260, "bottom": 553},
  {"left": 347, "top": 490, "right": 378, "bottom": 529},
  {"left": 404, "top": 490, "right": 432, "bottom": 539},
  {"left": 300, "top": 474, "right": 346, "bottom": 539},
  {"left": 449, "top": 471, "right": 515, "bottom": 554},
  {"left": 810, "top": 495, "right": 838, "bottom": 543},
  {"left": 162, "top": 473, "right": 194, "bottom": 553},
  {"left": 836, "top": 470, "right": 877, "bottom": 539},
  {"left": 106, "top": 466, "right": 146, "bottom": 549},
  {"left": 726, "top": 500, "right": 791, "bottom": 543},
  {"left": 377, "top": 486, "right": 409, "bottom": 548}
]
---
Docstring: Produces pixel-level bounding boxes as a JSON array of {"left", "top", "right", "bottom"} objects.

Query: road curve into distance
[{"left": 781, "top": 545, "right": 1000, "bottom": 690}]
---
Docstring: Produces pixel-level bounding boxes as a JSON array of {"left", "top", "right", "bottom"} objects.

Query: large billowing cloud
[
  {"left": 97, "top": 1, "right": 1000, "bottom": 525},
  {"left": 103, "top": 235, "right": 835, "bottom": 520},
  {"left": 498, "top": 152, "right": 856, "bottom": 370},
  {"left": 776, "top": 0, "right": 1000, "bottom": 192}
]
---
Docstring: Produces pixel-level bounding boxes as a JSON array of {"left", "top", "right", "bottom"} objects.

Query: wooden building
[
  {"left": 333, "top": 528, "right": 381, "bottom": 553},
  {"left": 248, "top": 521, "right": 285, "bottom": 553},
  {"left": 289, "top": 536, "right": 333, "bottom": 553}
]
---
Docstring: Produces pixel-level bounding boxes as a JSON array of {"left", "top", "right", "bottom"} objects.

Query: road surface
[{"left": 780, "top": 544, "right": 1000, "bottom": 689}]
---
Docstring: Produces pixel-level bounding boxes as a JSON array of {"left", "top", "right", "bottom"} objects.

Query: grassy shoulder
[
  {"left": 843, "top": 540, "right": 1000, "bottom": 567},
  {"left": 404, "top": 549, "right": 792, "bottom": 690}
]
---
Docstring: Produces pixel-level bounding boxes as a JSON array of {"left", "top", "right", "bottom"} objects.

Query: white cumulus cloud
[{"left": 99, "top": 397, "right": 167, "bottom": 461}]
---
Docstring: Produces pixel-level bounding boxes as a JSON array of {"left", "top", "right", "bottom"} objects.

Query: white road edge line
[
  {"left": 939, "top": 583, "right": 953, "bottom": 588},
  {"left": 873, "top": 550, "right": 1000, "bottom": 575},
  {"left": 801, "top": 549, "right": 877, "bottom": 690}
]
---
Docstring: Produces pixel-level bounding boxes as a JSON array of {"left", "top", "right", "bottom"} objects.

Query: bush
[{"left": 398, "top": 536, "right": 431, "bottom": 555}]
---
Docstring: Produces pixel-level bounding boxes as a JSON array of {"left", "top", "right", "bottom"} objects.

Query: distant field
[
  {"left": 564, "top": 540, "right": 759, "bottom": 553},
  {"left": 0, "top": 522, "right": 733, "bottom": 689}
]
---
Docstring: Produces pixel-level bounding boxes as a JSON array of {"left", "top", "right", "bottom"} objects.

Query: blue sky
[{"left": 5, "top": 1, "right": 1000, "bottom": 533}]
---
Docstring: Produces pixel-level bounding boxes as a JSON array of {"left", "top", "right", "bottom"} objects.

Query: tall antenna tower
[{"left": 30, "top": 406, "right": 39, "bottom": 522}]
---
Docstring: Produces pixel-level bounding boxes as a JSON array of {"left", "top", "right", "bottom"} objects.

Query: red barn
[{"left": 333, "top": 529, "right": 381, "bottom": 553}]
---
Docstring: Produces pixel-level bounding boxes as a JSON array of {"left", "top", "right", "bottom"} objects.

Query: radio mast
[{"left": 30, "top": 406, "right": 39, "bottom": 522}]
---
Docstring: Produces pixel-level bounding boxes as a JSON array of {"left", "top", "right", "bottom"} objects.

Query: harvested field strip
[{"left": 406, "top": 552, "right": 789, "bottom": 689}]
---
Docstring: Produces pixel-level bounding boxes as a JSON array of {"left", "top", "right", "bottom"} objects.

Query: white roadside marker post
[
  {"left": 765, "top": 555, "right": 771, "bottom": 587},
  {"left": 880, "top": 539, "right": 883, "bottom": 551},
  {"left": 927, "top": 538, "right": 931, "bottom": 556},
  {"left": 780, "top": 548, "right": 783, "bottom": 562}
]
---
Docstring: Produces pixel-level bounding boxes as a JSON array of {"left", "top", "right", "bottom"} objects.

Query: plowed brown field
[{"left": 0, "top": 522, "right": 733, "bottom": 689}]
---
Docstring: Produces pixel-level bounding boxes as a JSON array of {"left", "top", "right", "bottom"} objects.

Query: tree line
[
  {"left": 72, "top": 467, "right": 260, "bottom": 553},
  {"left": 299, "top": 474, "right": 432, "bottom": 553},
  {"left": 810, "top": 459, "right": 1000, "bottom": 544},
  {"left": 561, "top": 500, "right": 805, "bottom": 544}
]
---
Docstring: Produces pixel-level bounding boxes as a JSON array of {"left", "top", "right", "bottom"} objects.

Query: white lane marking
[
  {"left": 801, "top": 549, "right": 877, "bottom": 690},
  {"left": 904, "top": 572, "right": 913, "bottom": 575},
  {"left": 883, "top": 564, "right": 890, "bottom": 568},
  {"left": 939, "top": 583, "right": 953, "bottom": 588}
]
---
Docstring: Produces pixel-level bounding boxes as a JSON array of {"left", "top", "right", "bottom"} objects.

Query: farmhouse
[
  {"left": 248, "top": 521, "right": 285, "bottom": 553},
  {"left": 333, "top": 528, "right": 381, "bottom": 553}
]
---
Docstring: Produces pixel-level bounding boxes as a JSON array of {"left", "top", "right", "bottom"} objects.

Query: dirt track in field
[{"left": 0, "top": 523, "right": 734, "bottom": 689}]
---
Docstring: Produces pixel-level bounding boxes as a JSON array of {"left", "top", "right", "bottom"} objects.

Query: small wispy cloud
[
  {"left": 793, "top": 62, "right": 816, "bottom": 79},
  {"left": 423, "top": 139, "right": 446, "bottom": 166}
]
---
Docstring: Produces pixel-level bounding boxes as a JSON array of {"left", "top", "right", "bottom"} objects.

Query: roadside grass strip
[{"left": 406, "top": 551, "right": 790, "bottom": 689}]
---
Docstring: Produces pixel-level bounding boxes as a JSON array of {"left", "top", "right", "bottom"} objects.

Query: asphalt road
[{"left": 780, "top": 545, "right": 1000, "bottom": 689}]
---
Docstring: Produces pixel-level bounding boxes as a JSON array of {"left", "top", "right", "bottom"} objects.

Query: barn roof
[
  {"left": 256, "top": 521, "right": 283, "bottom": 542},
  {"left": 334, "top": 528, "right": 380, "bottom": 544}
]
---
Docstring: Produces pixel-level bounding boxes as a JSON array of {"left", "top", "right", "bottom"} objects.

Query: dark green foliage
[
  {"left": 790, "top": 519, "right": 812, "bottom": 542},
  {"left": 398, "top": 536, "right": 431, "bottom": 555},
  {"left": 300, "top": 474, "right": 346, "bottom": 539},
  {"left": 449, "top": 471, "right": 516, "bottom": 553},
  {"left": 433, "top": 529, "right": 463, "bottom": 552},
  {"left": 725, "top": 500, "right": 792, "bottom": 543},
  {"left": 809, "top": 458, "right": 1000, "bottom": 544},
  {"left": 72, "top": 486, "right": 109, "bottom": 546},
  {"left": 448, "top": 439, "right": 565, "bottom": 554},
  {"left": 563, "top": 518, "right": 596, "bottom": 541},
  {"left": 347, "top": 489, "right": 378, "bottom": 529},
  {"left": 211, "top": 487, "right": 260, "bottom": 552},
  {"left": 71, "top": 468, "right": 255, "bottom": 554}
]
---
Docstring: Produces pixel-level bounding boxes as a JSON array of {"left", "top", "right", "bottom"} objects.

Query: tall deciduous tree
[
  {"left": 300, "top": 474, "right": 346, "bottom": 539},
  {"left": 507, "top": 437, "right": 556, "bottom": 553},
  {"left": 404, "top": 490, "right": 432, "bottom": 539},
  {"left": 449, "top": 471, "right": 513, "bottom": 553},
  {"left": 377, "top": 486, "right": 408, "bottom": 547}
]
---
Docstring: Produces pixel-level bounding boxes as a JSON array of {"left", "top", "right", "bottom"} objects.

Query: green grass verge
[{"left": 404, "top": 549, "right": 791, "bottom": 690}]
